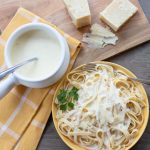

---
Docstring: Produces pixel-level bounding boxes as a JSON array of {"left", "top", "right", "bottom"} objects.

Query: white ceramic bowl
[{"left": 0, "top": 23, "right": 70, "bottom": 99}]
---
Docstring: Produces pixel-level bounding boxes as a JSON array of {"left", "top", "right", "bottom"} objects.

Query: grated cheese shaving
[{"left": 82, "top": 23, "right": 118, "bottom": 49}]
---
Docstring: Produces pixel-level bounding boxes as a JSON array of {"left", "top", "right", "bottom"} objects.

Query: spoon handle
[{"left": 0, "top": 57, "right": 37, "bottom": 80}]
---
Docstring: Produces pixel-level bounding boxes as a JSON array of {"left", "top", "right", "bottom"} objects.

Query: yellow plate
[{"left": 52, "top": 61, "right": 149, "bottom": 150}]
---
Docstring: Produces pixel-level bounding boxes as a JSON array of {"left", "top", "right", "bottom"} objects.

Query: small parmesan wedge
[
  {"left": 82, "top": 23, "right": 118, "bottom": 49},
  {"left": 100, "top": 0, "right": 138, "bottom": 31},
  {"left": 63, "top": 0, "right": 91, "bottom": 28}
]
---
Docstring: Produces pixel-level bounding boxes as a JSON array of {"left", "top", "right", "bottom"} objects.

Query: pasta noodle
[{"left": 55, "top": 63, "right": 146, "bottom": 150}]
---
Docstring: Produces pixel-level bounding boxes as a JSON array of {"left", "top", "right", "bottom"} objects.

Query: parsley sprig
[{"left": 57, "top": 87, "right": 79, "bottom": 111}]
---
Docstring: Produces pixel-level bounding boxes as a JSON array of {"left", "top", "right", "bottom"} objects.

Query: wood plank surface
[
  {"left": 38, "top": 1, "right": 150, "bottom": 149},
  {"left": 0, "top": 0, "right": 150, "bottom": 65},
  {"left": 0, "top": 0, "right": 150, "bottom": 150}
]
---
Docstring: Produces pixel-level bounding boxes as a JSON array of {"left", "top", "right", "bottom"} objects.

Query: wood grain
[
  {"left": 0, "top": 0, "right": 150, "bottom": 66},
  {"left": 0, "top": 0, "right": 150, "bottom": 150}
]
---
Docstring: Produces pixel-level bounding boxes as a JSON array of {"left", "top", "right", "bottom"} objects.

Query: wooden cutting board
[{"left": 0, "top": 0, "right": 150, "bottom": 66}]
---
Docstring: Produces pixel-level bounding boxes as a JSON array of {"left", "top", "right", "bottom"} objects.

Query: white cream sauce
[
  {"left": 77, "top": 69, "right": 127, "bottom": 126},
  {"left": 11, "top": 29, "right": 61, "bottom": 80}
]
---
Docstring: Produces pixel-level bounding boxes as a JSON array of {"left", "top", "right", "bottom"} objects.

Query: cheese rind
[
  {"left": 64, "top": 0, "right": 91, "bottom": 28},
  {"left": 100, "top": 0, "right": 138, "bottom": 31}
]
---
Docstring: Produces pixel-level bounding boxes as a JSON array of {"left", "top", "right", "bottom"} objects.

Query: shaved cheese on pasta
[{"left": 55, "top": 63, "right": 145, "bottom": 150}]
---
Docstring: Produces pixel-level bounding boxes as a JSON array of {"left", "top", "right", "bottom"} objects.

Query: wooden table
[
  {"left": 0, "top": 0, "right": 150, "bottom": 149},
  {"left": 38, "top": 0, "right": 150, "bottom": 150}
]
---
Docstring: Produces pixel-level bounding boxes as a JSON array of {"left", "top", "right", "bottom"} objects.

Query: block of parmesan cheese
[
  {"left": 63, "top": 0, "right": 91, "bottom": 28},
  {"left": 100, "top": 0, "right": 138, "bottom": 31}
]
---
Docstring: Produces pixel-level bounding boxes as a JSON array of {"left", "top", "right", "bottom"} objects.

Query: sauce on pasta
[{"left": 55, "top": 64, "right": 145, "bottom": 150}]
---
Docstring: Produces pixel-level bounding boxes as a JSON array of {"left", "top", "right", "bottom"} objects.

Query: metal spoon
[{"left": 0, "top": 57, "right": 38, "bottom": 80}]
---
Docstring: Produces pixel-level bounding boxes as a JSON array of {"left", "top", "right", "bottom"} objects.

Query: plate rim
[{"left": 52, "top": 61, "right": 149, "bottom": 150}]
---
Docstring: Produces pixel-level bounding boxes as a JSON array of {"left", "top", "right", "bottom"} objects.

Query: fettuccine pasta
[{"left": 55, "top": 63, "right": 146, "bottom": 150}]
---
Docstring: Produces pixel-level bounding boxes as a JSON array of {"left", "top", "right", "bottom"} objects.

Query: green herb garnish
[
  {"left": 60, "top": 104, "right": 67, "bottom": 111},
  {"left": 57, "top": 89, "right": 67, "bottom": 104},
  {"left": 68, "top": 102, "right": 74, "bottom": 109},
  {"left": 57, "top": 86, "right": 79, "bottom": 111},
  {"left": 68, "top": 87, "right": 79, "bottom": 100}
]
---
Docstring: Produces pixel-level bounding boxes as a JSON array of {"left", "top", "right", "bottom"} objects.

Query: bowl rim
[
  {"left": 52, "top": 61, "right": 149, "bottom": 150},
  {"left": 5, "top": 23, "right": 66, "bottom": 82}
]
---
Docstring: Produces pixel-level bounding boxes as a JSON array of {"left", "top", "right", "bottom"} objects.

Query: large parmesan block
[
  {"left": 100, "top": 0, "right": 138, "bottom": 31},
  {"left": 63, "top": 0, "right": 91, "bottom": 28}
]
